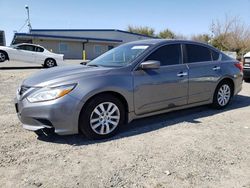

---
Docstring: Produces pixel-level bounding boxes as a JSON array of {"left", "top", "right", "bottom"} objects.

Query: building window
[
  {"left": 59, "top": 43, "right": 68, "bottom": 52},
  {"left": 108, "top": 45, "right": 114, "bottom": 50},
  {"left": 94, "top": 45, "right": 106, "bottom": 56}
]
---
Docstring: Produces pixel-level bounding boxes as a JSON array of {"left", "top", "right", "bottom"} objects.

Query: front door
[
  {"left": 133, "top": 44, "right": 189, "bottom": 115},
  {"left": 13, "top": 44, "right": 36, "bottom": 63}
]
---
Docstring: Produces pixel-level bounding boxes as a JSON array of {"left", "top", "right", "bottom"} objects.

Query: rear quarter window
[
  {"left": 36, "top": 47, "right": 44, "bottom": 52},
  {"left": 221, "top": 53, "right": 232, "bottom": 61},
  {"left": 211, "top": 50, "right": 220, "bottom": 61}
]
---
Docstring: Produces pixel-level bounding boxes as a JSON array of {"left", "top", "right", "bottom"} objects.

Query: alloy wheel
[
  {"left": 217, "top": 84, "right": 231, "bottom": 106},
  {"left": 46, "top": 59, "right": 55, "bottom": 67},
  {"left": 0, "top": 52, "right": 6, "bottom": 62},
  {"left": 90, "top": 102, "right": 120, "bottom": 135}
]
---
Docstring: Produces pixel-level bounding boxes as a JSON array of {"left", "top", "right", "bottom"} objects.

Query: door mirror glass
[{"left": 140, "top": 60, "right": 160, "bottom": 69}]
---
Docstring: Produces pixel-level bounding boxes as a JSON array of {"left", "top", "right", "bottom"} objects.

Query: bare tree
[{"left": 210, "top": 15, "right": 250, "bottom": 55}]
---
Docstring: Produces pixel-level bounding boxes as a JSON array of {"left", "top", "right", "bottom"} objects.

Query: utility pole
[{"left": 25, "top": 5, "right": 32, "bottom": 32}]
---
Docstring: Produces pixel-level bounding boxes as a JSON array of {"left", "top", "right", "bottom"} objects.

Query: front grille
[
  {"left": 244, "top": 63, "right": 250, "bottom": 68},
  {"left": 19, "top": 85, "right": 31, "bottom": 95},
  {"left": 243, "top": 69, "right": 250, "bottom": 77}
]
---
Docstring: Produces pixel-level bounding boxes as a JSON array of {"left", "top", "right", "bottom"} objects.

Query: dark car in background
[
  {"left": 15, "top": 39, "right": 243, "bottom": 139},
  {"left": 243, "top": 53, "right": 250, "bottom": 82}
]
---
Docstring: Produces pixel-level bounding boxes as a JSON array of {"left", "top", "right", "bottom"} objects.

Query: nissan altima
[{"left": 14, "top": 39, "right": 243, "bottom": 139}]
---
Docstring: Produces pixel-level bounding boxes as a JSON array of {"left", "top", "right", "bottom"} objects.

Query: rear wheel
[
  {"left": 212, "top": 81, "right": 233, "bottom": 109},
  {"left": 79, "top": 94, "right": 125, "bottom": 139},
  {"left": 0, "top": 51, "right": 7, "bottom": 62},
  {"left": 44, "top": 59, "right": 56, "bottom": 68}
]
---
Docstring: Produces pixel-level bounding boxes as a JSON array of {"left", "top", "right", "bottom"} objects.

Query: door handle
[
  {"left": 177, "top": 72, "right": 188, "bottom": 77},
  {"left": 212, "top": 66, "right": 221, "bottom": 71}
]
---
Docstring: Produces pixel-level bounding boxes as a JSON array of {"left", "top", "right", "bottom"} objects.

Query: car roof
[{"left": 127, "top": 39, "right": 215, "bottom": 48}]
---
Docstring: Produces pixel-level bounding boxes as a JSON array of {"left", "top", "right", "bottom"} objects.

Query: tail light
[{"left": 234, "top": 62, "right": 243, "bottom": 72}]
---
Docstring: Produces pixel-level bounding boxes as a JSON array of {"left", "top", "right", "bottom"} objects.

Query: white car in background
[{"left": 0, "top": 43, "right": 64, "bottom": 68}]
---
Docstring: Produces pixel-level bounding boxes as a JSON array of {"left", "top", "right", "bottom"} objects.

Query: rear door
[
  {"left": 34, "top": 46, "right": 46, "bottom": 64},
  {"left": 133, "top": 43, "right": 189, "bottom": 115},
  {"left": 183, "top": 43, "right": 221, "bottom": 104}
]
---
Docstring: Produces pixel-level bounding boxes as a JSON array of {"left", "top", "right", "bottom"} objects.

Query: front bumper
[
  {"left": 14, "top": 93, "right": 82, "bottom": 135},
  {"left": 243, "top": 68, "right": 250, "bottom": 79}
]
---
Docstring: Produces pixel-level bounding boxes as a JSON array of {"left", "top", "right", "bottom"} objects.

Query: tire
[
  {"left": 44, "top": 58, "right": 56, "bottom": 68},
  {"left": 0, "top": 51, "right": 7, "bottom": 62},
  {"left": 244, "top": 78, "right": 250, "bottom": 83},
  {"left": 79, "top": 94, "right": 125, "bottom": 139},
  {"left": 212, "top": 81, "right": 233, "bottom": 109}
]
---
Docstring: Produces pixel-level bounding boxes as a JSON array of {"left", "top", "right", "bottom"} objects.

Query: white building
[{"left": 12, "top": 29, "right": 155, "bottom": 59}]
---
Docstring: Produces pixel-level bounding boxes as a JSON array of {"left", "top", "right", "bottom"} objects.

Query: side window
[
  {"left": 211, "top": 49, "right": 219, "bottom": 61},
  {"left": 17, "top": 45, "right": 35, "bottom": 51},
  {"left": 36, "top": 47, "right": 44, "bottom": 52},
  {"left": 186, "top": 44, "right": 212, "bottom": 63},
  {"left": 145, "top": 44, "right": 181, "bottom": 66},
  {"left": 16, "top": 45, "right": 24, "bottom": 50}
]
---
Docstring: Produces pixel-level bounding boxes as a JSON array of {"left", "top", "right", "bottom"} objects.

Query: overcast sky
[{"left": 1, "top": 0, "right": 250, "bottom": 45}]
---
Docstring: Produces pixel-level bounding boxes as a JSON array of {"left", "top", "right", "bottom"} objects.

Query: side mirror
[{"left": 140, "top": 60, "right": 160, "bottom": 70}]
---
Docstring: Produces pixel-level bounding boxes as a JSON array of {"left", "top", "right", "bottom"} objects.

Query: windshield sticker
[{"left": 131, "top": 45, "right": 149, "bottom": 50}]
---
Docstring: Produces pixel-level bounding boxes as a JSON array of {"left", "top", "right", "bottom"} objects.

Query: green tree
[
  {"left": 158, "top": 29, "right": 176, "bottom": 39},
  {"left": 127, "top": 25, "right": 155, "bottom": 37},
  {"left": 191, "top": 34, "right": 211, "bottom": 43}
]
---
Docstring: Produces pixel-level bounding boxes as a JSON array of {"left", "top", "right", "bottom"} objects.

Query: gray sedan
[{"left": 15, "top": 39, "right": 243, "bottom": 139}]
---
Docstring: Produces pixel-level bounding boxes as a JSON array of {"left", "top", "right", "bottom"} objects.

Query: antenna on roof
[
  {"left": 25, "top": 5, "right": 32, "bottom": 32},
  {"left": 17, "top": 5, "right": 32, "bottom": 33}
]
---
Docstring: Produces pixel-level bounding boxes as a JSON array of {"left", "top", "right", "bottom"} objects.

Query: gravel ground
[{"left": 0, "top": 64, "right": 250, "bottom": 188}]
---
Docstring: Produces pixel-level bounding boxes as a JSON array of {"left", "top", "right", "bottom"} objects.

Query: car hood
[
  {"left": 23, "top": 65, "right": 112, "bottom": 87},
  {"left": 0, "top": 46, "right": 12, "bottom": 50}
]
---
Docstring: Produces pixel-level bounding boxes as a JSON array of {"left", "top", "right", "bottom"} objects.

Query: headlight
[{"left": 27, "top": 84, "right": 76, "bottom": 103}]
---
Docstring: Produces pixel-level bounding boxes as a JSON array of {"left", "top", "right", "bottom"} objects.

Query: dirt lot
[{"left": 0, "top": 65, "right": 250, "bottom": 188}]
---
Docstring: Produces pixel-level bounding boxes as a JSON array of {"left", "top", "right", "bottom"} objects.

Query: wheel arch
[
  {"left": 78, "top": 91, "right": 129, "bottom": 128},
  {"left": 216, "top": 77, "right": 235, "bottom": 95}
]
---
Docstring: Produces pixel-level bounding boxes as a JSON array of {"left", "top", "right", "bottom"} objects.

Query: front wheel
[
  {"left": 0, "top": 51, "right": 7, "bottom": 62},
  {"left": 79, "top": 94, "right": 125, "bottom": 139},
  {"left": 212, "top": 81, "right": 233, "bottom": 109},
  {"left": 44, "top": 59, "right": 56, "bottom": 68}
]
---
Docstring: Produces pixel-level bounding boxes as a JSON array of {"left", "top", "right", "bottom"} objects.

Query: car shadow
[
  {"left": 0, "top": 66, "right": 43, "bottom": 70},
  {"left": 37, "top": 94, "right": 250, "bottom": 145}
]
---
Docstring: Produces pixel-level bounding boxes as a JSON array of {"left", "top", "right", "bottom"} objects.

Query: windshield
[{"left": 88, "top": 43, "right": 150, "bottom": 67}]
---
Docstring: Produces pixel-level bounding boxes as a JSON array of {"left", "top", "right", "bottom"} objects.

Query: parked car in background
[
  {"left": 15, "top": 39, "right": 243, "bottom": 139},
  {"left": 243, "top": 52, "right": 250, "bottom": 82},
  {"left": 0, "top": 43, "right": 64, "bottom": 67}
]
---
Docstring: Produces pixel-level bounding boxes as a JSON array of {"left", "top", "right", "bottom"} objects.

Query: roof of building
[
  {"left": 12, "top": 33, "right": 123, "bottom": 44},
  {"left": 30, "top": 29, "right": 157, "bottom": 39}
]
